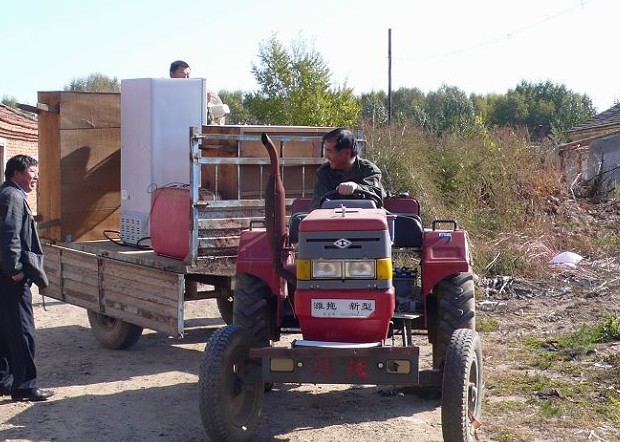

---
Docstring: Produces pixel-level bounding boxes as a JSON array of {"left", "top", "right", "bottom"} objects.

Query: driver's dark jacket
[{"left": 310, "top": 156, "right": 385, "bottom": 209}]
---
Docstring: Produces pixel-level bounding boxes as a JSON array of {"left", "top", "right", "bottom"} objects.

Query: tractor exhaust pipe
[{"left": 261, "top": 133, "right": 292, "bottom": 281}]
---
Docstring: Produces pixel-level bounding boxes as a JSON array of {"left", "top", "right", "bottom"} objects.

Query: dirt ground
[
  {"left": 0, "top": 288, "right": 446, "bottom": 442},
  {"left": 2, "top": 243, "right": 619, "bottom": 441}
]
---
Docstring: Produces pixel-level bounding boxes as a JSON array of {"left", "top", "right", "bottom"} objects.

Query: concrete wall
[{"left": 589, "top": 134, "right": 620, "bottom": 190}]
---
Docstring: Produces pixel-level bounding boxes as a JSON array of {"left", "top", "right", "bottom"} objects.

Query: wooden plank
[
  {"left": 101, "top": 287, "right": 178, "bottom": 318},
  {"left": 198, "top": 236, "right": 240, "bottom": 250},
  {"left": 37, "top": 92, "right": 62, "bottom": 240},
  {"left": 44, "top": 241, "right": 183, "bottom": 336},
  {"left": 101, "top": 260, "right": 184, "bottom": 293},
  {"left": 58, "top": 127, "right": 120, "bottom": 242},
  {"left": 200, "top": 125, "right": 327, "bottom": 200},
  {"left": 99, "top": 259, "right": 183, "bottom": 336},
  {"left": 59, "top": 92, "right": 120, "bottom": 130},
  {"left": 61, "top": 289, "right": 99, "bottom": 311},
  {"left": 102, "top": 303, "right": 178, "bottom": 331}
]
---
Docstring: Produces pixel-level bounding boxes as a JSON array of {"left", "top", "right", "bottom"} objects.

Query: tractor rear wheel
[
  {"left": 233, "top": 273, "right": 273, "bottom": 346},
  {"left": 431, "top": 272, "right": 475, "bottom": 369},
  {"left": 86, "top": 310, "right": 143, "bottom": 350},
  {"left": 441, "top": 328, "right": 483, "bottom": 442},
  {"left": 199, "top": 324, "right": 264, "bottom": 442}
]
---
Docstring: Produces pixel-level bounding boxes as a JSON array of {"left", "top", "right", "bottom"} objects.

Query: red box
[{"left": 150, "top": 187, "right": 190, "bottom": 259}]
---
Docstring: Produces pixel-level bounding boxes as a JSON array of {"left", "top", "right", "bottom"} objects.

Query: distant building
[
  {"left": 0, "top": 103, "right": 39, "bottom": 212},
  {"left": 560, "top": 103, "right": 620, "bottom": 195}
]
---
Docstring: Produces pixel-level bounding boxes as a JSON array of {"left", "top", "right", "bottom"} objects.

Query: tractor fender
[
  {"left": 235, "top": 229, "right": 282, "bottom": 297},
  {"left": 421, "top": 229, "right": 471, "bottom": 295}
]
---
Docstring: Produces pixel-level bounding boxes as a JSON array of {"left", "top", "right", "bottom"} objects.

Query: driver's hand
[{"left": 337, "top": 181, "right": 358, "bottom": 195}]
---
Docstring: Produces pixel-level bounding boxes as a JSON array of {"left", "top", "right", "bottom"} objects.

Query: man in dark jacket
[
  {"left": 310, "top": 128, "right": 385, "bottom": 209},
  {"left": 0, "top": 154, "right": 52, "bottom": 402}
]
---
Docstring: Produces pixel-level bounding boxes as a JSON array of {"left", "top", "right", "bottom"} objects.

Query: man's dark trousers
[{"left": 0, "top": 278, "right": 37, "bottom": 392}]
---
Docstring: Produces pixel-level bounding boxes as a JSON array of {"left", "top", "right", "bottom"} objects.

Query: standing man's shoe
[{"left": 11, "top": 388, "right": 54, "bottom": 402}]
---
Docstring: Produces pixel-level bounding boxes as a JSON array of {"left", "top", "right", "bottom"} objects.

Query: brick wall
[{"left": 0, "top": 104, "right": 39, "bottom": 213}]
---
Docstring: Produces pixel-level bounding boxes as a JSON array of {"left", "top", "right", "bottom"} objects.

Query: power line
[{"left": 397, "top": 0, "right": 596, "bottom": 62}]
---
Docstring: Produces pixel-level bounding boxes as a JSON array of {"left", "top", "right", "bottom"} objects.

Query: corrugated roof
[
  {"left": 0, "top": 103, "right": 38, "bottom": 142},
  {"left": 568, "top": 103, "right": 620, "bottom": 133}
]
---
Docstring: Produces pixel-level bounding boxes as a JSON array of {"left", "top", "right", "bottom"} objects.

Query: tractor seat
[
  {"left": 392, "top": 214, "right": 424, "bottom": 249},
  {"left": 288, "top": 212, "right": 308, "bottom": 244}
]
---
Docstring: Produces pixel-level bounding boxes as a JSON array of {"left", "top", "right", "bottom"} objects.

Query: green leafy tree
[
  {"left": 487, "top": 80, "right": 595, "bottom": 141},
  {"left": 1, "top": 95, "right": 19, "bottom": 108},
  {"left": 391, "top": 87, "right": 426, "bottom": 126},
  {"left": 218, "top": 90, "right": 253, "bottom": 124},
  {"left": 359, "top": 91, "right": 388, "bottom": 127},
  {"left": 424, "top": 85, "right": 475, "bottom": 136},
  {"left": 245, "top": 35, "right": 359, "bottom": 126},
  {"left": 64, "top": 73, "right": 120, "bottom": 92}
]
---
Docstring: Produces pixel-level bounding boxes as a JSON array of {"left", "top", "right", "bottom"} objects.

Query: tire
[
  {"left": 431, "top": 272, "right": 475, "bottom": 369},
  {"left": 441, "top": 329, "right": 483, "bottom": 442},
  {"left": 217, "top": 289, "right": 234, "bottom": 325},
  {"left": 199, "top": 324, "right": 264, "bottom": 442},
  {"left": 86, "top": 310, "right": 143, "bottom": 350},
  {"left": 232, "top": 273, "right": 273, "bottom": 346}
]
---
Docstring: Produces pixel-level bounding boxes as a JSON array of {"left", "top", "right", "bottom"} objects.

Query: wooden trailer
[{"left": 35, "top": 91, "right": 327, "bottom": 348}]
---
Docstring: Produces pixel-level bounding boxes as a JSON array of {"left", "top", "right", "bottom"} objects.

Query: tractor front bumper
[{"left": 249, "top": 343, "right": 442, "bottom": 387}]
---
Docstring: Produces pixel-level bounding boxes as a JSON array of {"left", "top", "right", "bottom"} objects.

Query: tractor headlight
[
  {"left": 344, "top": 260, "right": 376, "bottom": 278},
  {"left": 307, "top": 259, "right": 388, "bottom": 280},
  {"left": 312, "top": 260, "right": 343, "bottom": 279}
]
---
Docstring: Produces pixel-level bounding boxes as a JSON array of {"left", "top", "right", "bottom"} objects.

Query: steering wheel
[{"left": 318, "top": 188, "right": 383, "bottom": 208}]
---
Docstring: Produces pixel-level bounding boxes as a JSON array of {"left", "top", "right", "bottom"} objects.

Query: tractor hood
[{"left": 299, "top": 207, "right": 389, "bottom": 233}]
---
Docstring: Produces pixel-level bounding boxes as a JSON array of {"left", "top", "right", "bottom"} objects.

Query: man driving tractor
[{"left": 310, "top": 128, "right": 385, "bottom": 209}]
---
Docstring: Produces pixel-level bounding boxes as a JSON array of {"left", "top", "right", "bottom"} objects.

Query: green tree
[
  {"left": 359, "top": 91, "right": 388, "bottom": 127},
  {"left": 64, "top": 73, "right": 120, "bottom": 92},
  {"left": 391, "top": 87, "right": 426, "bottom": 126},
  {"left": 424, "top": 85, "right": 475, "bottom": 136},
  {"left": 487, "top": 80, "right": 595, "bottom": 141},
  {"left": 245, "top": 35, "right": 359, "bottom": 126},
  {"left": 1, "top": 95, "right": 19, "bottom": 108},
  {"left": 218, "top": 90, "right": 253, "bottom": 124}
]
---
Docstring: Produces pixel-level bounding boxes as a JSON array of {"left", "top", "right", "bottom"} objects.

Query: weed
[
  {"left": 609, "top": 395, "right": 620, "bottom": 425},
  {"left": 553, "top": 316, "right": 620, "bottom": 356},
  {"left": 477, "top": 318, "right": 500, "bottom": 333},
  {"left": 594, "top": 315, "right": 620, "bottom": 342},
  {"left": 484, "top": 399, "right": 527, "bottom": 413},
  {"left": 494, "top": 428, "right": 517, "bottom": 442},
  {"left": 539, "top": 401, "right": 561, "bottom": 416}
]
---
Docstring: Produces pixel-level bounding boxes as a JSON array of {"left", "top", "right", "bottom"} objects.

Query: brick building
[{"left": 0, "top": 103, "right": 39, "bottom": 212}]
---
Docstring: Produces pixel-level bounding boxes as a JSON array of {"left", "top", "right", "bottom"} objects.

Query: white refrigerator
[{"left": 120, "top": 77, "right": 207, "bottom": 245}]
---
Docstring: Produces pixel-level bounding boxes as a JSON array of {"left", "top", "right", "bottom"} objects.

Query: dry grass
[{"left": 364, "top": 122, "right": 620, "bottom": 441}]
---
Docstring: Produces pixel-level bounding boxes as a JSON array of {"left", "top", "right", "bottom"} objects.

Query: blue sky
[{"left": 1, "top": 0, "right": 617, "bottom": 112}]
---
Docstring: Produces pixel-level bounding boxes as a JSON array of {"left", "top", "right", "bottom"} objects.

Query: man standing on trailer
[
  {"left": 310, "top": 128, "right": 385, "bottom": 209},
  {"left": 169, "top": 59, "right": 228, "bottom": 124}
]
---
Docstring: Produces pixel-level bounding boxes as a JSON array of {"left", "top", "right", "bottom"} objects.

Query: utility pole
[{"left": 388, "top": 28, "right": 392, "bottom": 124}]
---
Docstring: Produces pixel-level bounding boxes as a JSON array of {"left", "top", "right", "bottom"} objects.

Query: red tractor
[{"left": 198, "top": 134, "right": 483, "bottom": 442}]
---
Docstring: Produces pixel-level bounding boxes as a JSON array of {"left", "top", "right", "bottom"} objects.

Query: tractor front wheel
[
  {"left": 441, "top": 328, "right": 483, "bottom": 442},
  {"left": 199, "top": 324, "right": 264, "bottom": 442}
]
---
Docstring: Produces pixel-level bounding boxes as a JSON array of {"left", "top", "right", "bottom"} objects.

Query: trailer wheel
[
  {"left": 233, "top": 273, "right": 273, "bottom": 345},
  {"left": 216, "top": 289, "right": 234, "bottom": 325},
  {"left": 199, "top": 324, "right": 264, "bottom": 442},
  {"left": 431, "top": 272, "right": 475, "bottom": 369},
  {"left": 86, "top": 310, "right": 143, "bottom": 350},
  {"left": 441, "top": 328, "right": 483, "bottom": 442}
]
